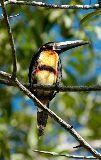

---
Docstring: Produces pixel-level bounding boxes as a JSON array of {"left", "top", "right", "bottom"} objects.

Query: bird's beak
[{"left": 53, "top": 40, "right": 89, "bottom": 53}]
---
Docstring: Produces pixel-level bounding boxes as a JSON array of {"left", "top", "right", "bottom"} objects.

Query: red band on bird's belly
[
  {"left": 33, "top": 68, "right": 39, "bottom": 74},
  {"left": 33, "top": 65, "right": 58, "bottom": 76}
]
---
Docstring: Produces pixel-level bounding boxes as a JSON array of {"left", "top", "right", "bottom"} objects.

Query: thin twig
[
  {"left": 0, "top": 71, "right": 11, "bottom": 79},
  {"left": 0, "top": 1, "right": 8, "bottom": 7},
  {"left": 0, "top": 14, "right": 20, "bottom": 21},
  {"left": 33, "top": 150, "right": 97, "bottom": 159},
  {"left": 0, "top": 79, "right": 15, "bottom": 86},
  {"left": 5, "top": 0, "right": 100, "bottom": 9},
  {"left": 1, "top": 0, "right": 17, "bottom": 79},
  {"left": 0, "top": 72, "right": 101, "bottom": 92}
]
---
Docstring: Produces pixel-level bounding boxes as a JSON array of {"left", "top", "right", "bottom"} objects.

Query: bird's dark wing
[
  {"left": 57, "top": 57, "right": 62, "bottom": 85},
  {"left": 28, "top": 52, "right": 40, "bottom": 86}
]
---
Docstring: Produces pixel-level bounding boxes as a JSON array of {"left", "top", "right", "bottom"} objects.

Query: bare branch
[
  {"left": 30, "top": 84, "right": 101, "bottom": 92},
  {"left": 14, "top": 79, "right": 101, "bottom": 159},
  {"left": 0, "top": 71, "right": 101, "bottom": 158},
  {"left": 33, "top": 150, "right": 97, "bottom": 159},
  {"left": 0, "top": 71, "right": 11, "bottom": 79},
  {"left": 1, "top": 0, "right": 17, "bottom": 79},
  {"left": 0, "top": 79, "right": 15, "bottom": 86},
  {"left": 6, "top": 0, "right": 100, "bottom": 9},
  {"left": 0, "top": 73, "right": 101, "bottom": 92},
  {"left": 73, "top": 144, "right": 82, "bottom": 148},
  {"left": 0, "top": 14, "right": 20, "bottom": 21}
]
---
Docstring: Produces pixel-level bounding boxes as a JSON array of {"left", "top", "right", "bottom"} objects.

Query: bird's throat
[{"left": 38, "top": 50, "right": 59, "bottom": 70}]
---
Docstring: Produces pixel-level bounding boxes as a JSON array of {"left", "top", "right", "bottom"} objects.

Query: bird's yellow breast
[
  {"left": 38, "top": 50, "right": 59, "bottom": 69},
  {"left": 36, "top": 70, "right": 57, "bottom": 85}
]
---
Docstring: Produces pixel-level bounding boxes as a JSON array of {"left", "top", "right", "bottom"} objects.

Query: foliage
[{"left": 0, "top": 0, "right": 101, "bottom": 159}]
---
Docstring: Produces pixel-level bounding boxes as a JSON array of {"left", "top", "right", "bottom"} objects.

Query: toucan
[{"left": 28, "top": 40, "right": 88, "bottom": 136}]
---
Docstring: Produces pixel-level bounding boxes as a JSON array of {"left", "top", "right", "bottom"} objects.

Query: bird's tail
[{"left": 37, "top": 99, "right": 49, "bottom": 137}]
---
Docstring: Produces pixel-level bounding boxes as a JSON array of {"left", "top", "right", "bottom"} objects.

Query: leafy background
[{"left": 0, "top": 0, "right": 101, "bottom": 159}]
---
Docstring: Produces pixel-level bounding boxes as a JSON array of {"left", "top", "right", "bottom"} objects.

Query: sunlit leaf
[{"left": 80, "top": 10, "right": 101, "bottom": 25}]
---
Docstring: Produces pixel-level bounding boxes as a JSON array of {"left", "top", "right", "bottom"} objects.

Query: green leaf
[{"left": 80, "top": 10, "right": 101, "bottom": 25}]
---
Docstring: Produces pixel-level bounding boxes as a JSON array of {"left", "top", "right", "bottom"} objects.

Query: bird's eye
[{"left": 42, "top": 46, "right": 46, "bottom": 49}]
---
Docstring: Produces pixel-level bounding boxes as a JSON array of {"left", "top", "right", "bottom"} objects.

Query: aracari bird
[{"left": 28, "top": 40, "right": 88, "bottom": 136}]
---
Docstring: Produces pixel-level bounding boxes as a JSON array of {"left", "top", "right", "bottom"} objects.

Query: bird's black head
[
  {"left": 39, "top": 40, "right": 89, "bottom": 54},
  {"left": 39, "top": 42, "right": 55, "bottom": 52}
]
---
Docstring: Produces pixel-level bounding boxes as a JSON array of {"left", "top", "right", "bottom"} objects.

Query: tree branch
[
  {"left": 0, "top": 78, "right": 15, "bottom": 86},
  {"left": 14, "top": 79, "right": 101, "bottom": 159},
  {"left": 33, "top": 150, "right": 97, "bottom": 159},
  {"left": 0, "top": 13, "right": 20, "bottom": 21},
  {"left": 1, "top": 0, "right": 17, "bottom": 79},
  {"left": 0, "top": 71, "right": 11, "bottom": 79},
  {"left": 0, "top": 72, "right": 101, "bottom": 92},
  {"left": 30, "top": 84, "right": 101, "bottom": 92},
  {"left": 5, "top": 0, "right": 100, "bottom": 9},
  {"left": 0, "top": 71, "right": 101, "bottom": 158}
]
